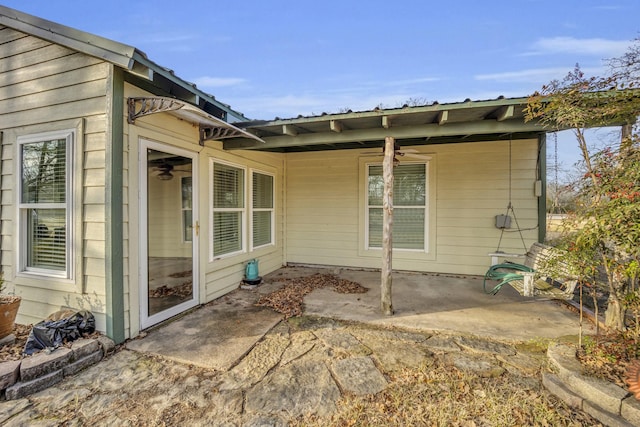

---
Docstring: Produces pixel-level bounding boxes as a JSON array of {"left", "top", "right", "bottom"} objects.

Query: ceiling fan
[
  {"left": 149, "top": 160, "right": 192, "bottom": 181},
  {"left": 363, "top": 142, "right": 432, "bottom": 163}
]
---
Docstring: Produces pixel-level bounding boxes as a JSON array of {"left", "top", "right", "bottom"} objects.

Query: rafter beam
[
  {"left": 437, "top": 110, "right": 448, "bottom": 125},
  {"left": 495, "top": 105, "right": 514, "bottom": 122},
  {"left": 330, "top": 120, "right": 343, "bottom": 133},
  {"left": 382, "top": 116, "right": 391, "bottom": 129},
  {"left": 224, "top": 119, "right": 543, "bottom": 150},
  {"left": 282, "top": 124, "right": 298, "bottom": 136}
]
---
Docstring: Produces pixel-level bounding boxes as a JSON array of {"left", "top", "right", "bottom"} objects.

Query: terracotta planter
[{"left": 0, "top": 296, "right": 21, "bottom": 339}]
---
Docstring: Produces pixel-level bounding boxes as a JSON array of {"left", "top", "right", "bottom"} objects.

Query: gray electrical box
[{"left": 495, "top": 214, "right": 512, "bottom": 229}]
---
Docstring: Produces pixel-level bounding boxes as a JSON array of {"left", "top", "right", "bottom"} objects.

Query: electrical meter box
[{"left": 495, "top": 214, "right": 512, "bottom": 229}]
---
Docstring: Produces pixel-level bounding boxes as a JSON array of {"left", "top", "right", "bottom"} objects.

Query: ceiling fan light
[{"left": 157, "top": 170, "right": 174, "bottom": 180}]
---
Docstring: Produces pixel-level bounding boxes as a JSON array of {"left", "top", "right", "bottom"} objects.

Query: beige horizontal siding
[
  {"left": 0, "top": 27, "right": 29, "bottom": 45},
  {"left": 17, "top": 296, "right": 105, "bottom": 330},
  {"left": 124, "top": 83, "right": 286, "bottom": 338},
  {"left": 285, "top": 139, "right": 539, "bottom": 275},
  {"left": 0, "top": 26, "right": 110, "bottom": 331},
  {"left": 0, "top": 43, "right": 74, "bottom": 73}
]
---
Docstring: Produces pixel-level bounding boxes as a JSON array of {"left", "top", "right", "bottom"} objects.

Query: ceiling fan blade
[{"left": 401, "top": 152, "right": 432, "bottom": 160}]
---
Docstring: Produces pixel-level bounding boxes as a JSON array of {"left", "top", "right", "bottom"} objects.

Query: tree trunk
[
  {"left": 381, "top": 136, "right": 394, "bottom": 316},
  {"left": 621, "top": 123, "right": 633, "bottom": 155},
  {"left": 604, "top": 293, "right": 626, "bottom": 331}
]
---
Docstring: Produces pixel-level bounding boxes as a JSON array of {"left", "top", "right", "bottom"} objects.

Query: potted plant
[{"left": 0, "top": 273, "right": 21, "bottom": 339}]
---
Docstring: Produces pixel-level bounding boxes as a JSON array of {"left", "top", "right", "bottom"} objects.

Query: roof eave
[
  {"left": 129, "top": 52, "right": 249, "bottom": 122},
  {"left": 226, "top": 97, "right": 544, "bottom": 152},
  {"left": 0, "top": 5, "right": 137, "bottom": 69}
]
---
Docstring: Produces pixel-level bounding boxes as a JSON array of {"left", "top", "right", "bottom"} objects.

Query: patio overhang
[
  {"left": 127, "top": 97, "right": 265, "bottom": 146},
  {"left": 226, "top": 97, "right": 546, "bottom": 152}
]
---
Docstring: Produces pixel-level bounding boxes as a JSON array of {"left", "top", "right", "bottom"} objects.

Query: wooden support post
[{"left": 381, "top": 136, "right": 394, "bottom": 315}]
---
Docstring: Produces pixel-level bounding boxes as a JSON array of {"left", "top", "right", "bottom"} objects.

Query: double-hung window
[
  {"left": 212, "top": 161, "right": 245, "bottom": 257},
  {"left": 367, "top": 163, "right": 427, "bottom": 251},
  {"left": 251, "top": 171, "right": 274, "bottom": 249},
  {"left": 18, "top": 130, "right": 74, "bottom": 277}
]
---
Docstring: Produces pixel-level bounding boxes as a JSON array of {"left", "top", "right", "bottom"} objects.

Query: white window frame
[
  {"left": 210, "top": 159, "right": 247, "bottom": 260},
  {"left": 17, "top": 129, "right": 74, "bottom": 279},
  {"left": 365, "top": 161, "right": 429, "bottom": 252},
  {"left": 250, "top": 169, "right": 275, "bottom": 250}
]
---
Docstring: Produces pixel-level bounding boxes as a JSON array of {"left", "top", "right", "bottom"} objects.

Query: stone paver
[
  {"left": 0, "top": 320, "right": 552, "bottom": 425},
  {"left": 424, "top": 335, "right": 462, "bottom": 353},
  {"left": 20, "top": 348, "right": 72, "bottom": 381},
  {"left": 496, "top": 352, "right": 544, "bottom": 375},
  {"left": 454, "top": 336, "right": 517, "bottom": 356},
  {"left": 220, "top": 332, "right": 290, "bottom": 390},
  {"left": 0, "top": 398, "right": 30, "bottom": 425},
  {"left": 0, "top": 360, "right": 20, "bottom": 389},
  {"left": 245, "top": 358, "right": 341, "bottom": 418},
  {"left": 445, "top": 353, "right": 506, "bottom": 378},
  {"left": 279, "top": 330, "right": 316, "bottom": 366},
  {"left": 355, "top": 331, "right": 431, "bottom": 372},
  {"left": 313, "top": 329, "right": 371, "bottom": 356},
  {"left": 546, "top": 342, "right": 639, "bottom": 426},
  {"left": 331, "top": 356, "right": 388, "bottom": 395}
]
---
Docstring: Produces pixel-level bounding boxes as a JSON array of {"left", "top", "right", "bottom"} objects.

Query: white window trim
[
  {"left": 210, "top": 159, "right": 247, "bottom": 260},
  {"left": 16, "top": 129, "right": 75, "bottom": 279},
  {"left": 250, "top": 169, "right": 275, "bottom": 251},
  {"left": 365, "top": 161, "right": 429, "bottom": 253}
]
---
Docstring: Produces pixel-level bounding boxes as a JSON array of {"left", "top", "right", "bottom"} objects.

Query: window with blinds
[
  {"left": 367, "top": 163, "right": 427, "bottom": 250},
  {"left": 18, "top": 130, "right": 73, "bottom": 276},
  {"left": 252, "top": 172, "right": 274, "bottom": 248},
  {"left": 212, "top": 162, "right": 245, "bottom": 256}
]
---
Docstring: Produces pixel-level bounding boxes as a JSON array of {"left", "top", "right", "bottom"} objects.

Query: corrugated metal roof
[{"left": 227, "top": 96, "right": 544, "bottom": 152}]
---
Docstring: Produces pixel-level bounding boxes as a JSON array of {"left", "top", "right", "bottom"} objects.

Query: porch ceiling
[{"left": 226, "top": 97, "right": 546, "bottom": 152}]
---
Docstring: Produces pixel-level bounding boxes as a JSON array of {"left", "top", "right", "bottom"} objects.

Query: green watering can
[{"left": 245, "top": 259, "right": 259, "bottom": 281}]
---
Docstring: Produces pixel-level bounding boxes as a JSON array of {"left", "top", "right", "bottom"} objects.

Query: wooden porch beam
[
  {"left": 224, "top": 119, "right": 542, "bottom": 150},
  {"left": 382, "top": 116, "right": 391, "bottom": 129},
  {"left": 330, "top": 120, "right": 343, "bottom": 133},
  {"left": 437, "top": 110, "right": 448, "bottom": 125},
  {"left": 282, "top": 124, "right": 298, "bottom": 136},
  {"left": 495, "top": 105, "right": 514, "bottom": 122}
]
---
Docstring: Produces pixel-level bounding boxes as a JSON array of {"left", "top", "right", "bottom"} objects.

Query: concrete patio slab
[
  {"left": 126, "top": 289, "right": 283, "bottom": 370},
  {"left": 126, "top": 265, "right": 592, "bottom": 374},
  {"left": 273, "top": 266, "right": 593, "bottom": 341}
]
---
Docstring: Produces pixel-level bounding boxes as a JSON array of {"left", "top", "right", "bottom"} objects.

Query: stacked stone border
[
  {"left": 0, "top": 337, "right": 115, "bottom": 400},
  {"left": 545, "top": 343, "right": 640, "bottom": 426}
]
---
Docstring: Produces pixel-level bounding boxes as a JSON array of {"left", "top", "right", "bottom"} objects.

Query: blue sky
[{"left": 2, "top": 1, "right": 638, "bottom": 168}]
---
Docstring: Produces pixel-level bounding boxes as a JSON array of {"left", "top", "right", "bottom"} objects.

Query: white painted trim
[
  {"left": 139, "top": 138, "right": 199, "bottom": 330},
  {"left": 16, "top": 129, "right": 75, "bottom": 280},
  {"left": 249, "top": 169, "right": 276, "bottom": 251},
  {"left": 209, "top": 158, "right": 248, "bottom": 261},
  {"left": 364, "top": 161, "right": 429, "bottom": 252}
]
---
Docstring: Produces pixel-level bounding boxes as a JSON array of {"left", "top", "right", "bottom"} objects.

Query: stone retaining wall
[
  {"left": 546, "top": 343, "right": 640, "bottom": 426},
  {"left": 0, "top": 337, "right": 115, "bottom": 400}
]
